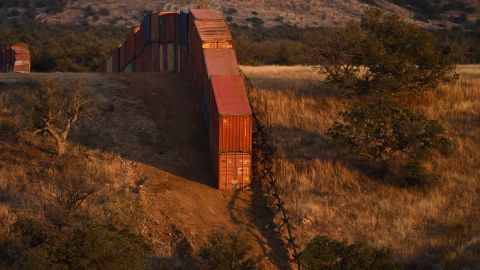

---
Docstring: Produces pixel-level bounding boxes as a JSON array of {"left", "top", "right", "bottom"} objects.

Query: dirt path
[{"left": 108, "top": 73, "right": 290, "bottom": 269}]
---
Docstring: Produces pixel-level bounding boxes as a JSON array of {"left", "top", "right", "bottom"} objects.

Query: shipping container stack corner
[
  {"left": 100, "top": 9, "right": 252, "bottom": 190},
  {"left": 0, "top": 43, "right": 31, "bottom": 73}
]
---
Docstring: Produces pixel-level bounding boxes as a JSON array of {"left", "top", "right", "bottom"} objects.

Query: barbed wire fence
[{"left": 240, "top": 70, "right": 302, "bottom": 270}]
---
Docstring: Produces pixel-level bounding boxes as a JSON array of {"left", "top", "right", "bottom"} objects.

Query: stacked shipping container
[
  {"left": 99, "top": 9, "right": 252, "bottom": 190},
  {"left": 0, "top": 44, "right": 31, "bottom": 73}
]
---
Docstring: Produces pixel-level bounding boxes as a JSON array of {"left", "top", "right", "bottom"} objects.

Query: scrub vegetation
[{"left": 243, "top": 63, "right": 480, "bottom": 269}]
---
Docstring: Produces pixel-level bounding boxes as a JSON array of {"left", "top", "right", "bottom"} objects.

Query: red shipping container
[
  {"left": 134, "top": 26, "right": 144, "bottom": 59},
  {"left": 152, "top": 42, "right": 160, "bottom": 72},
  {"left": 202, "top": 48, "right": 240, "bottom": 102},
  {"left": 193, "top": 20, "right": 233, "bottom": 49},
  {"left": 143, "top": 44, "right": 153, "bottom": 72},
  {"left": 160, "top": 12, "right": 178, "bottom": 43},
  {"left": 212, "top": 152, "right": 251, "bottom": 190},
  {"left": 125, "top": 32, "right": 135, "bottom": 64},
  {"left": 209, "top": 75, "right": 252, "bottom": 154},
  {"left": 118, "top": 44, "right": 125, "bottom": 72},
  {"left": 151, "top": 12, "right": 160, "bottom": 43},
  {"left": 134, "top": 51, "right": 144, "bottom": 72},
  {"left": 188, "top": 9, "right": 223, "bottom": 62},
  {"left": 179, "top": 46, "right": 188, "bottom": 77}
]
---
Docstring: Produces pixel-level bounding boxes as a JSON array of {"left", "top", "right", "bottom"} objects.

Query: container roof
[
  {"left": 211, "top": 75, "right": 252, "bottom": 115},
  {"left": 204, "top": 48, "right": 239, "bottom": 76},
  {"left": 194, "top": 20, "right": 232, "bottom": 42}
]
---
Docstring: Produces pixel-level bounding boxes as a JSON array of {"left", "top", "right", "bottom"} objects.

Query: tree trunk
[{"left": 57, "top": 140, "right": 67, "bottom": 156}]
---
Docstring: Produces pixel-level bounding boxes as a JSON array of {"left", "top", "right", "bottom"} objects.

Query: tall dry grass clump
[{"left": 242, "top": 65, "right": 480, "bottom": 268}]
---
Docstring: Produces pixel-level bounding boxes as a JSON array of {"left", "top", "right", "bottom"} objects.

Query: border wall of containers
[
  {"left": 0, "top": 44, "right": 31, "bottom": 73},
  {"left": 100, "top": 9, "right": 251, "bottom": 190}
]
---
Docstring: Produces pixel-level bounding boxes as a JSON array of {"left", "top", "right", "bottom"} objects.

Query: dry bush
[{"left": 243, "top": 65, "right": 480, "bottom": 268}]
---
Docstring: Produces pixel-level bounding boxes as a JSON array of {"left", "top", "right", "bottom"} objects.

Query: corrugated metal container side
[
  {"left": 125, "top": 33, "right": 135, "bottom": 64},
  {"left": 192, "top": 53, "right": 203, "bottom": 100},
  {"left": 209, "top": 75, "right": 253, "bottom": 153},
  {"left": 212, "top": 152, "right": 251, "bottom": 190},
  {"left": 118, "top": 44, "right": 125, "bottom": 72},
  {"left": 202, "top": 48, "right": 240, "bottom": 98},
  {"left": 106, "top": 56, "right": 113, "bottom": 73},
  {"left": 166, "top": 43, "right": 178, "bottom": 72},
  {"left": 143, "top": 44, "right": 153, "bottom": 72},
  {"left": 135, "top": 50, "right": 144, "bottom": 72},
  {"left": 151, "top": 13, "right": 160, "bottom": 42},
  {"left": 112, "top": 49, "right": 118, "bottom": 73},
  {"left": 142, "top": 13, "right": 152, "bottom": 45},
  {"left": 160, "top": 12, "right": 179, "bottom": 43},
  {"left": 201, "top": 48, "right": 240, "bottom": 125},
  {"left": 179, "top": 10, "right": 189, "bottom": 47},
  {"left": 159, "top": 44, "right": 165, "bottom": 72},
  {"left": 152, "top": 42, "right": 160, "bottom": 72},
  {"left": 193, "top": 20, "right": 233, "bottom": 49},
  {"left": 134, "top": 27, "right": 144, "bottom": 58},
  {"left": 124, "top": 62, "right": 133, "bottom": 73}
]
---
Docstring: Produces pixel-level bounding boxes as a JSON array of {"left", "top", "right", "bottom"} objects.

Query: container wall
[
  {"left": 124, "top": 62, "right": 133, "bottom": 73},
  {"left": 160, "top": 13, "right": 178, "bottom": 43},
  {"left": 106, "top": 56, "right": 113, "bottom": 73},
  {"left": 125, "top": 33, "right": 135, "bottom": 64},
  {"left": 151, "top": 13, "right": 160, "bottom": 43},
  {"left": 209, "top": 75, "right": 253, "bottom": 153},
  {"left": 134, "top": 28, "right": 144, "bottom": 58},
  {"left": 112, "top": 49, "right": 118, "bottom": 73},
  {"left": 119, "top": 45, "right": 125, "bottom": 72},
  {"left": 152, "top": 42, "right": 160, "bottom": 72},
  {"left": 179, "top": 10, "right": 189, "bottom": 47},
  {"left": 143, "top": 13, "right": 152, "bottom": 45},
  {"left": 135, "top": 50, "right": 144, "bottom": 72},
  {"left": 143, "top": 44, "right": 153, "bottom": 72},
  {"left": 211, "top": 152, "right": 251, "bottom": 190}
]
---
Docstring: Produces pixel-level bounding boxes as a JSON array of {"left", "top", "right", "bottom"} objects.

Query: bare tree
[{"left": 31, "top": 78, "right": 91, "bottom": 155}]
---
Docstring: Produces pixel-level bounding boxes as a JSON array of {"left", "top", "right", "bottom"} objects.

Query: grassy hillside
[
  {"left": 243, "top": 65, "right": 480, "bottom": 269},
  {"left": 0, "top": 0, "right": 479, "bottom": 29}
]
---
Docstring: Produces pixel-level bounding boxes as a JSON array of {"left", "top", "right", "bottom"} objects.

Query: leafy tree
[
  {"left": 199, "top": 232, "right": 259, "bottom": 270},
  {"left": 313, "top": 9, "right": 458, "bottom": 95},
  {"left": 300, "top": 235, "right": 401, "bottom": 270},
  {"left": 328, "top": 98, "right": 452, "bottom": 184}
]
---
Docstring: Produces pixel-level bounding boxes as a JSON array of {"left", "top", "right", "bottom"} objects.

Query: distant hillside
[{"left": 0, "top": 0, "right": 479, "bottom": 29}]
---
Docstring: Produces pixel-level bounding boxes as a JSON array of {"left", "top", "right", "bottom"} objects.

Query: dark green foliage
[
  {"left": 199, "top": 232, "right": 259, "bottom": 270},
  {"left": 0, "top": 20, "right": 128, "bottom": 72},
  {"left": 313, "top": 9, "right": 458, "bottom": 95},
  {"left": 328, "top": 98, "right": 452, "bottom": 184},
  {"left": 7, "top": 218, "right": 151, "bottom": 270},
  {"left": 300, "top": 235, "right": 401, "bottom": 270}
]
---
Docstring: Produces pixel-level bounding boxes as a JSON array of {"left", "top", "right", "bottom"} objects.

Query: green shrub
[
  {"left": 199, "top": 232, "right": 259, "bottom": 270},
  {"left": 328, "top": 98, "right": 452, "bottom": 184},
  {"left": 312, "top": 9, "right": 458, "bottom": 95},
  {"left": 8, "top": 218, "right": 151, "bottom": 270},
  {"left": 300, "top": 236, "right": 401, "bottom": 270}
]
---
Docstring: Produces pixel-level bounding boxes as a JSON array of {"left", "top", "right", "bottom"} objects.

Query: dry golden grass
[{"left": 242, "top": 65, "right": 480, "bottom": 268}]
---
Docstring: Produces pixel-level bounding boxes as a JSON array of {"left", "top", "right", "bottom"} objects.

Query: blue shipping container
[
  {"left": 143, "top": 13, "right": 152, "bottom": 45},
  {"left": 179, "top": 10, "right": 189, "bottom": 48}
]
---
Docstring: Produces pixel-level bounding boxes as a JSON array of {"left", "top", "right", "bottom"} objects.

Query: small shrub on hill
[
  {"left": 199, "top": 231, "right": 259, "bottom": 270},
  {"left": 7, "top": 218, "right": 151, "bottom": 270},
  {"left": 300, "top": 235, "right": 401, "bottom": 270}
]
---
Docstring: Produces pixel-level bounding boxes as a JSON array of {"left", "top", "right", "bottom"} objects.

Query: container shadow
[{"left": 227, "top": 189, "right": 292, "bottom": 270}]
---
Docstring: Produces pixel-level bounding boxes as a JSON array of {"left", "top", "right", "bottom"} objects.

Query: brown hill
[{"left": 3, "top": 0, "right": 478, "bottom": 28}]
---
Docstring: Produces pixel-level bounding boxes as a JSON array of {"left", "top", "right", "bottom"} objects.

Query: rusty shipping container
[
  {"left": 152, "top": 42, "right": 160, "bottom": 72},
  {"left": 142, "top": 13, "right": 152, "bottom": 45},
  {"left": 179, "top": 10, "right": 189, "bottom": 47},
  {"left": 143, "top": 44, "right": 153, "bottom": 72},
  {"left": 151, "top": 12, "right": 160, "bottom": 43},
  {"left": 118, "top": 44, "right": 125, "bottom": 72},
  {"left": 106, "top": 56, "right": 113, "bottom": 73},
  {"left": 112, "top": 48, "right": 118, "bottom": 73},
  {"left": 4, "top": 44, "right": 31, "bottom": 73},
  {"left": 134, "top": 50, "right": 144, "bottom": 72},
  {"left": 201, "top": 49, "right": 240, "bottom": 127},
  {"left": 213, "top": 152, "right": 251, "bottom": 190},
  {"left": 160, "top": 12, "right": 178, "bottom": 43},
  {"left": 134, "top": 26, "right": 144, "bottom": 59},
  {"left": 209, "top": 75, "right": 253, "bottom": 154},
  {"left": 193, "top": 20, "right": 233, "bottom": 50},
  {"left": 125, "top": 32, "right": 135, "bottom": 64}
]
